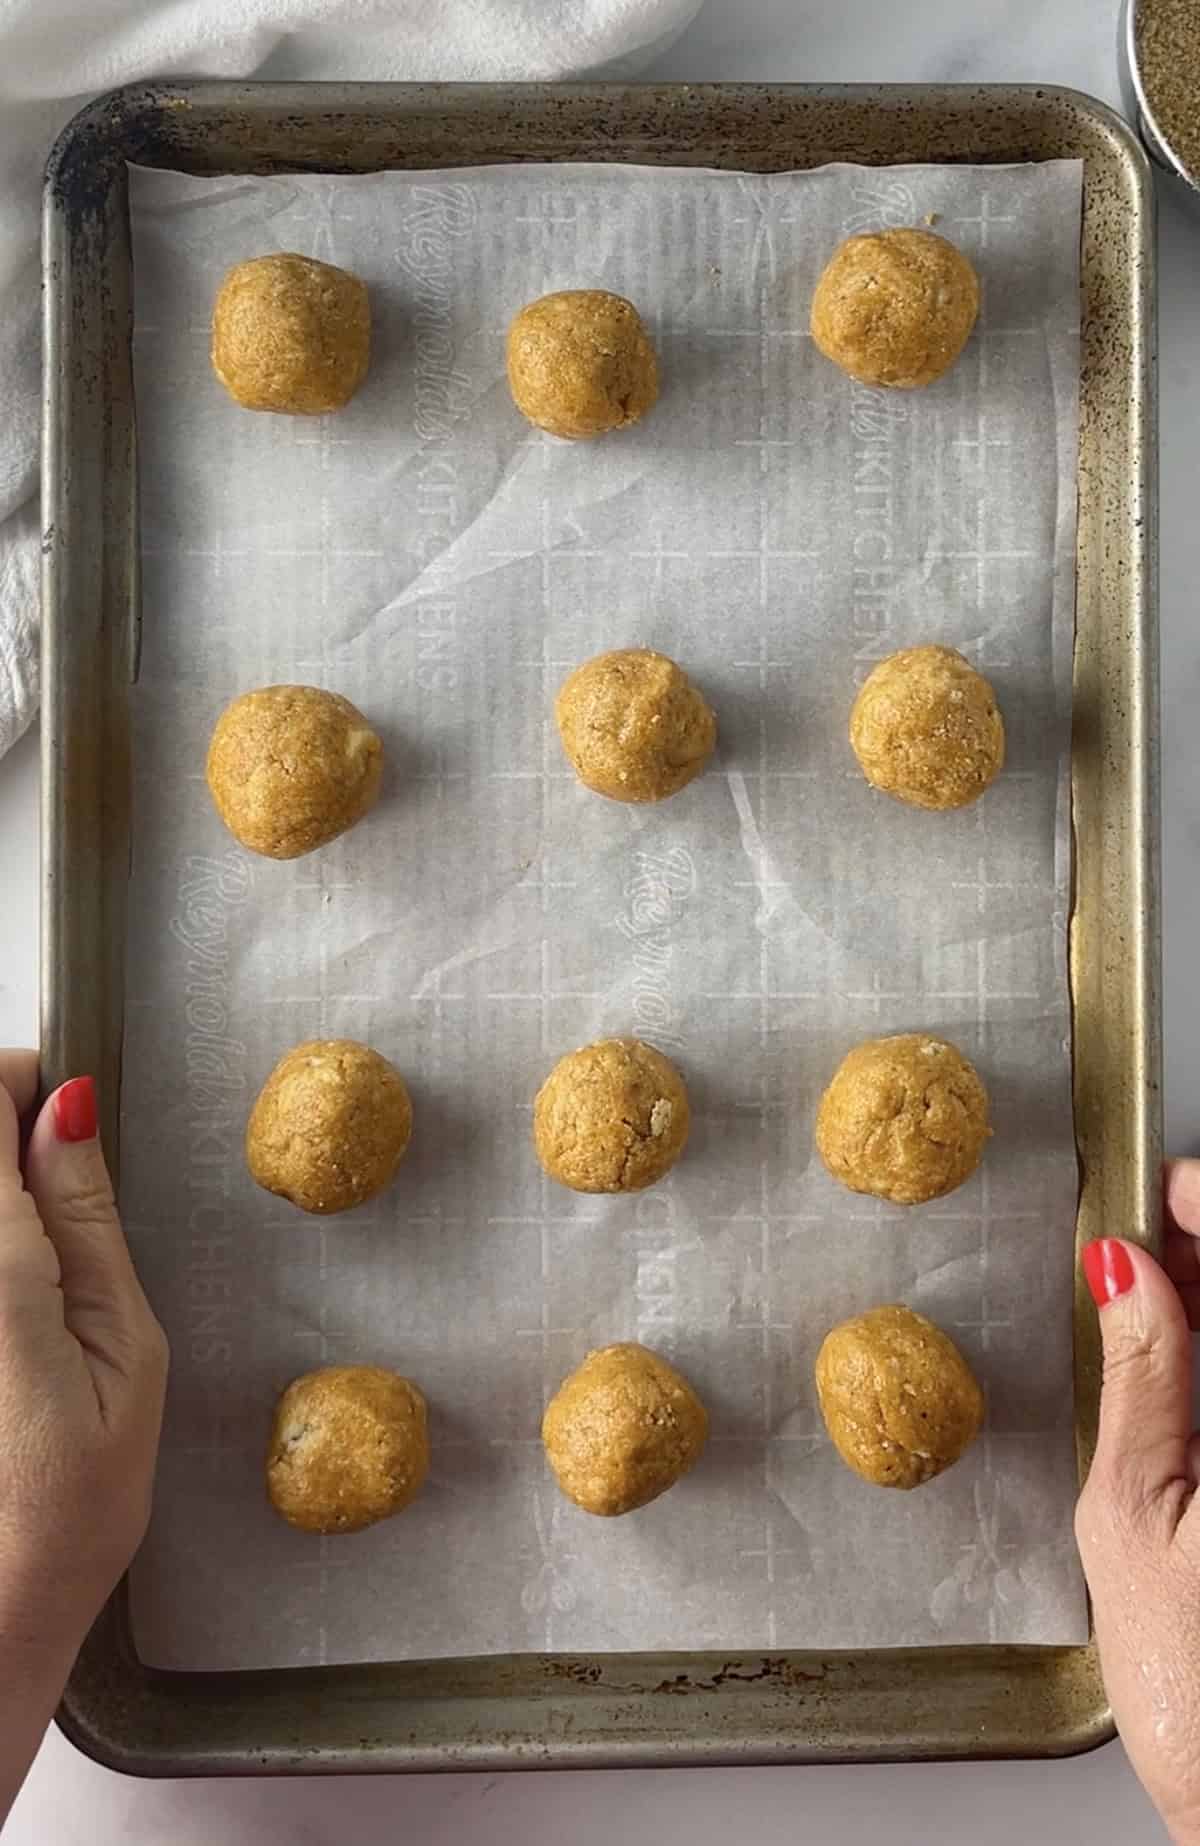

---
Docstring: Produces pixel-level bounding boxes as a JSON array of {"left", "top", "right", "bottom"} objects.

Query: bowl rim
[{"left": 1119, "top": 0, "right": 1200, "bottom": 190}]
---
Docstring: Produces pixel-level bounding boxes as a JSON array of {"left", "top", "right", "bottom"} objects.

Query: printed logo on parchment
[
  {"left": 632, "top": 1184, "right": 688, "bottom": 1346},
  {"left": 841, "top": 184, "right": 913, "bottom": 660},
  {"left": 613, "top": 846, "right": 696, "bottom": 1050},
  {"left": 398, "top": 184, "right": 478, "bottom": 693},
  {"left": 170, "top": 851, "right": 250, "bottom": 1370},
  {"left": 849, "top": 383, "right": 907, "bottom": 660},
  {"left": 614, "top": 847, "right": 697, "bottom": 1351},
  {"left": 843, "top": 178, "right": 917, "bottom": 234}
]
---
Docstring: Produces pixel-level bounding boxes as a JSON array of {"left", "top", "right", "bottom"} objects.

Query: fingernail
[
  {"left": 54, "top": 1076, "right": 97, "bottom": 1143},
  {"left": 1083, "top": 1238, "right": 1136, "bottom": 1308}
]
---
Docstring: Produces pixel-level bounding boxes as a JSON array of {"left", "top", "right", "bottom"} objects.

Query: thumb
[
  {"left": 21, "top": 1076, "right": 159, "bottom": 1371},
  {"left": 1083, "top": 1237, "right": 1193, "bottom": 1532}
]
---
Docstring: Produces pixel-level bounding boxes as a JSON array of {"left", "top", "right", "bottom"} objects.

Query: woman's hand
[
  {"left": 1076, "top": 1160, "right": 1200, "bottom": 1846},
  {"left": 0, "top": 1050, "right": 167, "bottom": 1821}
]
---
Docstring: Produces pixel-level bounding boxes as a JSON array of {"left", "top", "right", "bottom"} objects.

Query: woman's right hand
[
  {"left": 0, "top": 1051, "right": 168, "bottom": 1822},
  {"left": 1075, "top": 1160, "right": 1200, "bottom": 1845}
]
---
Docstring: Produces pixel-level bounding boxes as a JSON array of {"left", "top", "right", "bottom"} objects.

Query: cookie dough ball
[
  {"left": 543, "top": 1342, "right": 708, "bottom": 1515},
  {"left": 850, "top": 645, "right": 1004, "bottom": 810},
  {"left": 247, "top": 1039, "right": 412, "bottom": 1215},
  {"left": 816, "top": 1034, "right": 990, "bottom": 1205},
  {"left": 206, "top": 685, "right": 382, "bottom": 859},
  {"left": 811, "top": 228, "right": 980, "bottom": 389},
  {"left": 506, "top": 289, "right": 659, "bottom": 439},
  {"left": 555, "top": 649, "right": 716, "bottom": 803},
  {"left": 816, "top": 1305, "right": 984, "bottom": 1489},
  {"left": 212, "top": 253, "right": 370, "bottom": 414},
  {"left": 534, "top": 1037, "right": 689, "bottom": 1194},
  {"left": 267, "top": 1365, "right": 429, "bottom": 1533}
]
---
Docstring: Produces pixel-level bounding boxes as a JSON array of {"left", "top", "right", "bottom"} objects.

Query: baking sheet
[{"left": 121, "top": 156, "right": 1086, "bottom": 1668}]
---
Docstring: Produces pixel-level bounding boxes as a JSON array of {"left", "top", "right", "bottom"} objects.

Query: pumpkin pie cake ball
[
  {"left": 850, "top": 644, "right": 1004, "bottom": 811},
  {"left": 816, "top": 1033, "right": 990, "bottom": 1206},
  {"left": 555, "top": 648, "right": 716, "bottom": 803},
  {"left": 506, "top": 289, "right": 659, "bottom": 439},
  {"left": 247, "top": 1039, "right": 413, "bottom": 1215},
  {"left": 534, "top": 1037, "right": 689, "bottom": 1194},
  {"left": 816, "top": 1305, "right": 984, "bottom": 1489},
  {"left": 206, "top": 685, "right": 382, "bottom": 860},
  {"left": 542, "top": 1342, "right": 708, "bottom": 1515},
  {"left": 811, "top": 228, "right": 980, "bottom": 390},
  {"left": 212, "top": 252, "right": 370, "bottom": 414},
  {"left": 267, "top": 1364, "right": 430, "bottom": 1533}
]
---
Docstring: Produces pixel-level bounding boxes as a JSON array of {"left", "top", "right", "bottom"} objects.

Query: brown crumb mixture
[{"left": 1137, "top": 0, "right": 1200, "bottom": 179}]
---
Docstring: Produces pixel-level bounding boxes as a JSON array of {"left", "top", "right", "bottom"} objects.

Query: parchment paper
[{"left": 122, "top": 157, "right": 1086, "bottom": 1668}]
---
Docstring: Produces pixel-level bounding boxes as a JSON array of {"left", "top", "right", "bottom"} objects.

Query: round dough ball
[
  {"left": 816, "top": 1033, "right": 990, "bottom": 1206},
  {"left": 850, "top": 645, "right": 1004, "bottom": 811},
  {"left": 555, "top": 649, "right": 716, "bottom": 803},
  {"left": 810, "top": 228, "right": 980, "bottom": 389},
  {"left": 506, "top": 289, "right": 659, "bottom": 439},
  {"left": 212, "top": 252, "right": 370, "bottom": 414},
  {"left": 266, "top": 1364, "right": 429, "bottom": 1533},
  {"left": 247, "top": 1039, "right": 413, "bottom": 1215},
  {"left": 534, "top": 1037, "right": 689, "bottom": 1194},
  {"left": 206, "top": 685, "right": 382, "bottom": 860},
  {"left": 815, "top": 1305, "right": 983, "bottom": 1489},
  {"left": 542, "top": 1342, "right": 708, "bottom": 1515}
]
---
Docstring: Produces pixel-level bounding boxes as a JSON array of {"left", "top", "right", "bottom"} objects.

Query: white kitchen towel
[{"left": 0, "top": 0, "right": 703, "bottom": 757}]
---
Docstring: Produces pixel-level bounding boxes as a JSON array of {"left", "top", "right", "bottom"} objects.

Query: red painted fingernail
[
  {"left": 1083, "top": 1238, "right": 1136, "bottom": 1308},
  {"left": 54, "top": 1076, "right": 97, "bottom": 1143}
]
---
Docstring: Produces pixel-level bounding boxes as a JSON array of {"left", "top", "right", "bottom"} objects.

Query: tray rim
[{"left": 40, "top": 75, "right": 1160, "bottom": 1776}]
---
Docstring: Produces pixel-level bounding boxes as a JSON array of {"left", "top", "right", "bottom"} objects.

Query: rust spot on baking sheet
[
  {"left": 543, "top": 1656, "right": 825, "bottom": 1695},
  {"left": 47, "top": 86, "right": 181, "bottom": 219},
  {"left": 651, "top": 1659, "right": 826, "bottom": 1693},
  {"left": 546, "top": 1660, "right": 605, "bottom": 1686}
]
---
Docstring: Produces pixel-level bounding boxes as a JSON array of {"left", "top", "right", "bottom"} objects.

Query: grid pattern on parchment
[{"left": 120, "top": 158, "right": 1085, "bottom": 1670}]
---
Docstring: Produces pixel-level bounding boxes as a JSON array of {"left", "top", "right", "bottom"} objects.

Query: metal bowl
[{"left": 1118, "top": 0, "right": 1200, "bottom": 216}]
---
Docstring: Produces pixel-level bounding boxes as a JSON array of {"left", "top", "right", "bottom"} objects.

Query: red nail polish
[
  {"left": 1082, "top": 1238, "right": 1136, "bottom": 1308},
  {"left": 54, "top": 1076, "right": 97, "bottom": 1143}
]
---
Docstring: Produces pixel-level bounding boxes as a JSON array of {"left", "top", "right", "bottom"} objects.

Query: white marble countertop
[{"left": 4, "top": 0, "right": 1194, "bottom": 1838}]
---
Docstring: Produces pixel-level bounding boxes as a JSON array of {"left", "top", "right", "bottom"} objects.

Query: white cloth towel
[{"left": 0, "top": 0, "right": 702, "bottom": 757}]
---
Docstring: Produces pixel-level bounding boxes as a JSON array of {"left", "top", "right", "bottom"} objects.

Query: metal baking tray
[{"left": 41, "top": 79, "right": 1158, "bottom": 1774}]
